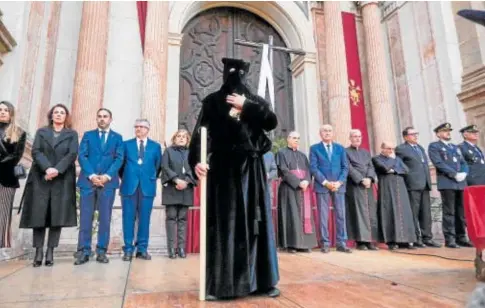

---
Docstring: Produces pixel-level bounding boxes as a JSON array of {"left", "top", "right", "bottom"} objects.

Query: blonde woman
[
  {"left": 161, "top": 129, "right": 196, "bottom": 259},
  {"left": 0, "top": 101, "right": 26, "bottom": 248}
]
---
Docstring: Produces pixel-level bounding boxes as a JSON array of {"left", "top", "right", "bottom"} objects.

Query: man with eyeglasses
[
  {"left": 458, "top": 125, "right": 485, "bottom": 186},
  {"left": 428, "top": 122, "right": 472, "bottom": 248},
  {"left": 395, "top": 127, "right": 441, "bottom": 248}
]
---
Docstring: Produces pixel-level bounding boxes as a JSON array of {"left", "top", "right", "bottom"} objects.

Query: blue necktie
[
  {"left": 100, "top": 131, "right": 106, "bottom": 151},
  {"left": 139, "top": 140, "right": 145, "bottom": 160},
  {"left": 326, "top": 144, "right": 332, "bottom": 158}
]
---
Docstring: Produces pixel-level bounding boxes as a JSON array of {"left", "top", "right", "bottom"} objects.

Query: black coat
[
  {"left": 161, "top": 146, "right": 195, "bottom": 206},
  {"left": 19, "top": 127, "right": 79, "bottom": 228},
  {"left": 0, "top": 130, "right": 26, "bottom": 188},
  {"left": 188, "top": 83, "right": 280, "bottom": 298},
  {"left": 395, "top": 142, "right": 432, "bottom": 191}
]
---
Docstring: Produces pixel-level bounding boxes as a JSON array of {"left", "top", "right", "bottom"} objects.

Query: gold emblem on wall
[{"left": 349, "top": 79, "right": 361, "bottom": 106}]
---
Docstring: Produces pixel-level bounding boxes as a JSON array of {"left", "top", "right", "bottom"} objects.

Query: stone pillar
[
  {"left": 324, "top": 2, "right": 351, "bottom": 145},
  {"left": 361, "top": 1, "right": 397, "bottom": 151},
  {"left": 71, "top": 2, "right": 109, "bottom": 137},
  {"left": 142, "top": 1, "right": 169, "bottom": 145}
]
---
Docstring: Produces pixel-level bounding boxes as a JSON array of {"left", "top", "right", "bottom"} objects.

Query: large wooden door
[{"left": 179, "top": 7, "right": 294, "bottom": 138}]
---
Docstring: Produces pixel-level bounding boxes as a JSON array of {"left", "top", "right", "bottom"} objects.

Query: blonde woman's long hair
[
  {"left": 170, "top": 129, "right": 191, "bottom": 147},
  {"left": 0, "top": 101, "right": 22, "bottom": 143}
]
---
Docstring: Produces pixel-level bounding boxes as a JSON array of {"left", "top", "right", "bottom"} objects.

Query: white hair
[
  {"left": 349, "top": 129, "right": 362, "bottom": 137},
  {"left": 320, "top": 124, "right": 333, "bottom": 132}
]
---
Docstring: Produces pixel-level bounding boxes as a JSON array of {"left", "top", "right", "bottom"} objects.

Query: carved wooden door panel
[{"left": 179, "top": 7, "right": 294, "bottom": 138}]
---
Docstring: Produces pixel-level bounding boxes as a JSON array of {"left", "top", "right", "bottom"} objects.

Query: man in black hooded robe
[{"left": 188, "top": 58, "right": 280, "bottom": 300}]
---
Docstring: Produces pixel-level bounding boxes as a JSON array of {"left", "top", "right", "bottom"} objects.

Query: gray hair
[
  {"left": 320, "top": 124, "right": 333, "bottom": 132},
  {"left": 134, "top": 118, "right": 150, "bottom": 129},
  {"left": 349, "top": 129, "right": 362, "bottom": 137}
]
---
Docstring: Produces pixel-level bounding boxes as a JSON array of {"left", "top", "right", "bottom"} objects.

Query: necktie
[
  {"left": 326, "top": 144, "right": 332, "bottom": 158},
  {"left": 100, "top": 131, "right": 106, "bottom": 150},
  {"left": 413, "top": 145, "right": 424, "bottom": 162},
  {"left": 139, "top": 140, "right": 145, "bottom": 160}
]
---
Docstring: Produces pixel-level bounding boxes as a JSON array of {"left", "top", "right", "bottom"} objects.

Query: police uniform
[
  {"left": 458, "top": 125, "right": 485, "bottom": 186},
  {"left": 428, "top": 123, "right": 472, "bottom": 248}
]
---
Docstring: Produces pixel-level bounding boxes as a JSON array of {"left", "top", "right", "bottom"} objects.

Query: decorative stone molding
[
  {"left": 168, "top": 32, "right": 183, "bottom": 46},
  {"left": 290, "top": 52, "right": 317, "bottom": 77},
  {"left": 0, "top": 9, "right": 18, "bottom": 66}
]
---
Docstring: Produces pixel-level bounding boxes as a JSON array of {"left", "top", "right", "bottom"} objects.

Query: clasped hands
[
  {"left": 454, "top": 172, "right": 467, "bottom": 182},
  {"left": 361, "top": 178, "right": 372, "bottom": 189},
  {"left": 90, "top": 175, "right": 110, "bottom": 187},
  {"left": 174, "top": 178, "right": 188, "bottom": 190},
  {"left": 44, "top": 168, "right": 59, "bottom": 181},
  {"left": 323, "top": 180, "right": 342, "bottom": 192},
  {"left": 299, "top": 180, "right": 310, "bottom": 191}
]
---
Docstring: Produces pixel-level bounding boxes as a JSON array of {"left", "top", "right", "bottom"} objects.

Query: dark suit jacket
[
  {"left": 309, "top": 142, "right": 349, "bottom": 193},
  {"left": 0, "top": 130, "right": 27, "bottom": 188},
  {"left": 428, "top": 140, "right": 468, "bottom": 190},
  {"left": 77, "top": 129, "right": 124, "bottom": 190},
  {"left": 458, "top": 141, "right": 485, "bottom": 186},
  {"left": 395, "top": 142, "right": 432, "bottom": 191}
]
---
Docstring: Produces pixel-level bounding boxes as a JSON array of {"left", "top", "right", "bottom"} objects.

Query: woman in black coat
[
  {"left": 161, "top": 129, "right": 196, "bottom": 259},
  {"left": 19, "top": 104, "right": 78, "bottom": 267},
  {"left": 0, "top": 101, "right": 26, "bottom": 248}
]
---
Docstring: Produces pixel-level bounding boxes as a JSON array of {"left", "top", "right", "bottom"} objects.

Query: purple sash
[{"left": 290, "top": 169, "right": 312, "bottom": 234}]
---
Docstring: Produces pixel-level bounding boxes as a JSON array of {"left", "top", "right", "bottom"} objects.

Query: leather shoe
[
  {"left": 423, "top": 240, "right": 442, "bottom": 248},
  {"left": 122, "top": 252, "right": 133, "bottom": 261},
  {"left": 74, "top": 254, "right": 89, "bottom": 265},
  {"left": 445, "top": 242, "right": 460, "bottom": 249},
  {"left": 266, "top": 287, "right": 280, "bottom": 298},
  {"left": 205, "top": 295, "right": 218, "bottom": 301},
  {"left": 367, "top": 243, "right": 379, "bottom": 251},
  {"left": 357, "top": 244, "right": 368, "bottom": 251},
  {"left": 45, "top": 248, "right": 54, "bottom": 266},
  {"left": 96, "top": 253, "right": 109, "bottom": 264},
  {"left": 321, "top": 247, "right": 330, "bottom": 253},
  {"left": 457, "top": 240, "right": 474, "bottom": 248},
  {"left": 33, "top": 248, "right": 43, "bottom": 267},
  {"left": 414, "top": 240, "right": 426, "bottom": 248},
  {"left": 136, "top": 252, "right": 152, "bottom": 260},
  {"left": 168, "top": 248, "right": 177, "bottom": 259},
  {"left": 407, "top": 244, "right": 418, "bottom": 250},
  {"left": 336, "top": 246, "right": 352, "bottom": 253},
  {"left": 177, "top": 248, "right": 187, "bottom": 258}
]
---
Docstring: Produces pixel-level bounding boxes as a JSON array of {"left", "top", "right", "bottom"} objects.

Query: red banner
[
  {"left": 136, "top": 1, "right": 147, "bottom": 51},
  {"left": 342, "top": 12, "right": 370, "bottom": 151}
]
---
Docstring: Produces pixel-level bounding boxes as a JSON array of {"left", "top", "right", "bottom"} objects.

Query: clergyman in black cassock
[
  {"left": 188, "top": 58, "right": 279, "bottom": 300},
  {"left": 275, "top": 131, "right": 317, "bottom": 252},
  {"left": 395, "top": 127, "right": 441, "bottom": 248},
  {"left": 372, "top": 142, "right": 417, "bottom": 250},
  {"left": 345, "top": 129, "right": 378, "bottom": 251}
]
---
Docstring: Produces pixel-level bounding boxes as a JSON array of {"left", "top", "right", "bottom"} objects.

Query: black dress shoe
[
  {"left": 414, "top": 240, "right": 426, "bottom": 248},
  {"left": 168, "top": 248, "right": 177, "bottom": 259},
  {"left": 33, "top": 248, "right": 43, "bottom": 267},
  {"left": 74, "top": 254, "right": 89, "bottom": 265},
  {"left": 407, "top": 243, "right": 418, "bottom": 250},
  {"left": 457, "top": 240, "right": 474, "bottom": 248},
  {"left": 136, "top": 252, "right": 152, "bottom": 260},
  {"left": 122, "top": 252, "right": 133, "bottom": 262},
  {"left": 321, "top": 247, "right": 330, "bottom": 253},
  {"left": 287, "top": 248, "right": 297, "bottom": 253},
  {"left": 205, "top": 295, "right": 218, "bottom": 301},
  {"left": 367, "top": 243, "right": 379, "bottom": 251},
  {"left": 96, "top": 253, "right": 109, "bottom": 264},
  {"left": 266, "top": 287, "right": 280, "bottom": 297},
  {"left": 357, "top": 244, "right": 368, "bottom": 250},
  {"left": 177, "top": 248, "right": 187, "bottom": 258},
  {"left": 445, "top": 242, "right": 460, "bottom": 248},
  {"left": 423, "top": 240, "right": 442, "bottom": 248},
  {"left": 45, "top": 248, "right": 54, "bottom": 266},
  {"left": 336, "top": 246, "right": 352, "bottom": 253}
]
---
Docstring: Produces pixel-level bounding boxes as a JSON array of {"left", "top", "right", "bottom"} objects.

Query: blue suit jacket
[
  {"left": 309, "top": 142, "right": 349, "bottom": 193},
  {"left": 428, "top": 140, "right": 469, "bottom": 190},
  {"left": 77, "top": 129, "right": 124, "bottom": 190},
  {"left": 119, "top": 138, "right": 162, "bottom": 197}
]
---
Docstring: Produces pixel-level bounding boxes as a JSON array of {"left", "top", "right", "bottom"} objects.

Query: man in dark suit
[
  {"left": 458, "top": 125, "right": 485, "bottom": 186},
  {"left": 395, "top": 127, "right": 441, "bottom": 248},
  {"left": 310, "top": 124, "right": 350, "bottom": 253},
  {"left": 120, "top": 119, "right": 162, "bottom": 261},
  {"left": 75, "top": 108, "right": 124, "bottom": 265},
  {"left": 428, "top": 122, "right": 473, "bottom": 248}
]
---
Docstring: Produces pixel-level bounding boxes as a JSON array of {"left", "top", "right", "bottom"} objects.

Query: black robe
[
  {"left": 188, "top": 84, "right": 279, "bottom": 298},
  {"left": 275, "top": 147, "right": 317, "bottom": 250},
  {"left": 372, "top": 154, "right": 417, "bottom": 244},
  {"left": 345, "top": 146, "right": 378, "bottom": 243}
]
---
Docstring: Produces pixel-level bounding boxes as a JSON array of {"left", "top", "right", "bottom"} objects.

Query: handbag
[
  {"left": 13, "top": 164, "right": 26, "bottom": 179},
  {"left": 0, "top": 136, "right": 26, "bottom": 179}
]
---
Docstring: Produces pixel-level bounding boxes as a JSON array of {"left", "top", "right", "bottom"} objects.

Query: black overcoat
[
  {"left": 161, "top": 146, "right": 195, "bottom": 206},
  {"left": 19, "top": 127, "right": 79, "bottom": 228}
]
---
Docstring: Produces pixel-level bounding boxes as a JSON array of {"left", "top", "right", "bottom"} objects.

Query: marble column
[
  {"left": 324, "top": 2, "right": 351, "bottom": 145},
  {"left": 142, "top": 1, "right": 169, "bottom": 145},
  {"left": 361, "top": 1, "right": 397, "bottom": 151},
  {"left": 71, "top": 2, "right": 109, "bottom": 137}
]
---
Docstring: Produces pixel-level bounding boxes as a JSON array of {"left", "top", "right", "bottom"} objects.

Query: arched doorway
[{"left": 178, "top": 7, "right": 294, "bottom": 138}]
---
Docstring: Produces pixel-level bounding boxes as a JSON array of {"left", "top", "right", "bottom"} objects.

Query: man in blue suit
[
  {"left": 75, "top": 108, "right": 124, "bottom": 265},
  {"left": 119, "top": 119, "right": 162, "bottom": 261},
  {"left": 428, "top": 122, "right": 473, "bottom": 248},
  {"left": 310, "top": 124, "right": 350, "bottom": 253}
]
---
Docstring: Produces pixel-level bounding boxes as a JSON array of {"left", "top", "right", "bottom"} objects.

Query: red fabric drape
[
  {"left": 342, "top": 12, "right": 371, "bottom": 151},
  {"left": 136, "top": 1, "right": 147, "bottom": 51},
  {"left": 464, "top": 186, "right": 485, "bottom": 250},
  {"left": 185, "top": 185, "right": 201, "bottom": 253}
]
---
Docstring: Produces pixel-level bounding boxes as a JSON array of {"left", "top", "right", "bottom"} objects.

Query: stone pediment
[{"left": 0, "top": 9, "right": 17, "bottom": 65}]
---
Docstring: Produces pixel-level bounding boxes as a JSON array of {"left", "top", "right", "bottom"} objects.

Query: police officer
[
  {"left": 458, "top": 125, "right": 485, "bottom": 186},
  {"left": 428, "top": 122, "right": 473, "bottom": 248}
]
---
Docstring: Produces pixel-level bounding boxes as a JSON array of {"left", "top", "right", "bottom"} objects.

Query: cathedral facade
[{"left": 0, "top": 1, "right": 482, "bottom": 258}]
